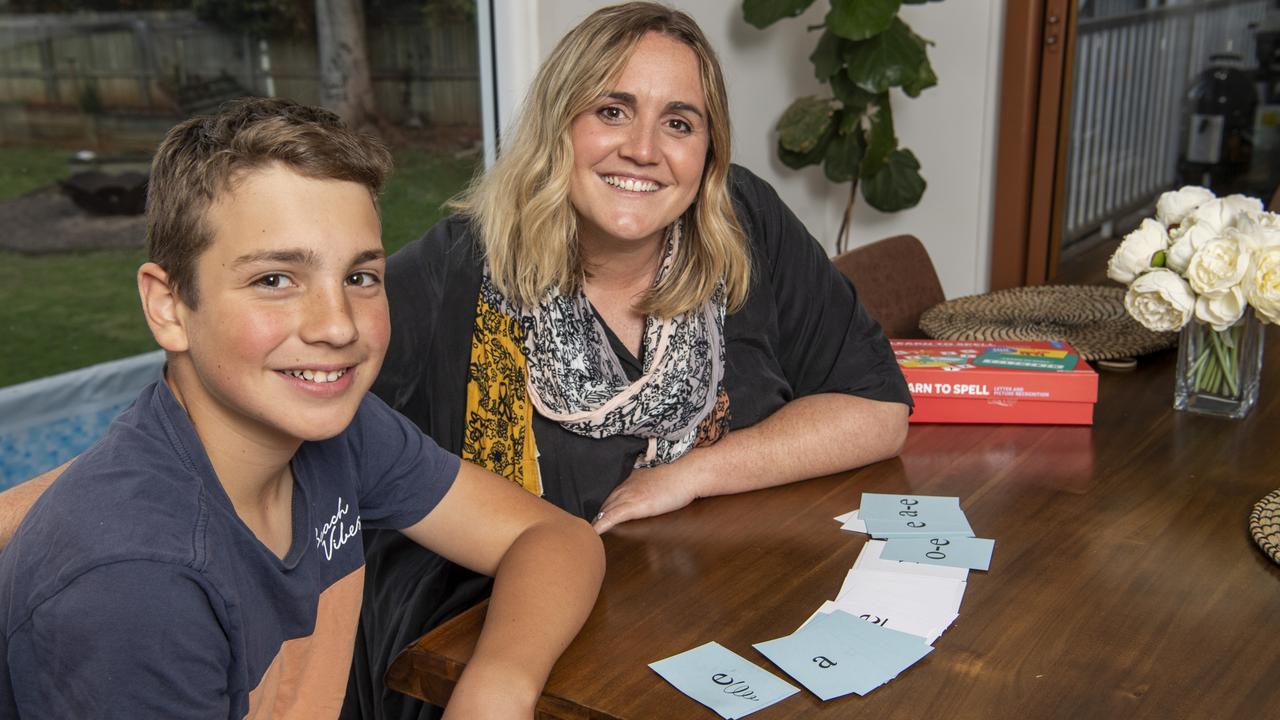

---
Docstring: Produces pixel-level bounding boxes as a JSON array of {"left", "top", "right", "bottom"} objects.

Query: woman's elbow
[{"left": 877, "top": 402, "right": 911, "bottom": 461}]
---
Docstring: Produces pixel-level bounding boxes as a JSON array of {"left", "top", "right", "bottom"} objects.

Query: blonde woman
[{"left": 350, "top": 3, "right": 910, "bottom": 718}]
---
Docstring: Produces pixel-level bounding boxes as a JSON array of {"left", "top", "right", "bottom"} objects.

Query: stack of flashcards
[
  {"left": 806, "top": 541, "right": 966, "bottom": 644},
  {"left": 858, "top": 493, "right": 975, "bottom": 539},
  {"left": 827, "top": 493, "right": 995, "bottom": 643},
  {"left": 836, "top": 494, "right": 994, "bottom": 572},
  {"left": 649, "top": 493, "right": 994, "bottom": 717},
  {"left": 831, "top": 493, "right": 994, "bottom": 636},
  {"left": 753, "top": 608, "right": 933, "bottom": 700}
]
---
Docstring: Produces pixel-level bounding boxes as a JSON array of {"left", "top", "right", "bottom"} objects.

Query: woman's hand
[
  {"left": 592, "top": 458, "right": 703, "bottom": 534},
  {"left": 592, "top": 394, "right": 908, "bottom": 534}
]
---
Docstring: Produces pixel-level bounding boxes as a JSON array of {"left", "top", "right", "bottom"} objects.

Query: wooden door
[{"left": 990, "top": 0, "right": 1079, "bottom": 289}]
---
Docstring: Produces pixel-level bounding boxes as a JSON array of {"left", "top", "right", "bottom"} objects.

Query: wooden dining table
[{"left": 386, "top": 337, "right": 1280, "bottom": 719}]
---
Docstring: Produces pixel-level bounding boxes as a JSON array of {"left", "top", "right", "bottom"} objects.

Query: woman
[{"left": 345, "top": 4, "right": 911, "bottom": 718}]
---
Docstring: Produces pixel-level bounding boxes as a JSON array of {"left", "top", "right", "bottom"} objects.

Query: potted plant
[{"left": 744, "top": 0, "right": 941, "bottom": 252}]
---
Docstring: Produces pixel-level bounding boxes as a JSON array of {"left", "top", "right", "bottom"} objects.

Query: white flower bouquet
[{"left": 1107, "top": 186, "right": 1276, "bottom": 415}]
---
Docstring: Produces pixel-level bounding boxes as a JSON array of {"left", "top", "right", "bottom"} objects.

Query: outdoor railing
[{"left": 1063, "top": 0, "right": 1269, "bottom": 246}]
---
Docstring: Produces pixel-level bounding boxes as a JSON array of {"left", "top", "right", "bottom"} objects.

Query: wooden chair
[{"left": 832, "top": 234, "right": 945, "bottom": 339}]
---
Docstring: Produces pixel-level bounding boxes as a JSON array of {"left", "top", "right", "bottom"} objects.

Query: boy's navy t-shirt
[{"left": 0, "top": 379, "right": 460, "bottom": 719}]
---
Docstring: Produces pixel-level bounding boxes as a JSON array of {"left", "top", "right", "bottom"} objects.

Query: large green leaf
[
  {"left": 823, "top": 130, "right": 865, "bottom": 183},
  {"left": 826, "top": 0, "right": 902, "bottom": 41},
  {"left": 903, "top": 57, "right": 938, "bottom": 97},
  {"left": 859, "top": 95, "right": 895, "bottom": 178},
  {"left": 862, "top": 148, "right": 926, "bottom": 211},
  {"left": 843, "top": 18, "right": 928, "bottom": 93},
  {"left": 838, "top": 107, "right": 860, "bottom": 135},
  {"left": 778, "top": 128, "right": 833, "bottom": 169},
  {"left": 831, "top": 72, "right": 878, "bottom": 112},
  {"left": 777, "top": 96, "right": 836, "bottom": 153},
  {"left": 743, "top": 0, "right": 817, "bottom": 28},
  {"left": 902, "top": 29, "right": 938, "bottom": 97},
  {"left": 810, "top": 30, "right": 844, "bottom": 81}
]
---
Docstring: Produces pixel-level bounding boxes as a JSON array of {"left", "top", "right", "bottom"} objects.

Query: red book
[{"left": 891, "top": 339, "right": 1099, "bottom": 425}]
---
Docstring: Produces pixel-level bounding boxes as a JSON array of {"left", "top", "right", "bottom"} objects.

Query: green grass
[
  {"left": 381, "top": 148, "right": 480, "bottom": 253},
  {"left": 0, "top": 146, "right": 480, "bottom": 389},
  {"left": 0, "top": 248, "right": 156, "bottom": 387},
  {"left": 0, "top": 146, "right": 69, "bottom": 201}
]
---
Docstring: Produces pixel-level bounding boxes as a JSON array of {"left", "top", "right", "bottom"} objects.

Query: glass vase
[{"left": 1174, "top": 309, "right": 1265, "bottom": 419}]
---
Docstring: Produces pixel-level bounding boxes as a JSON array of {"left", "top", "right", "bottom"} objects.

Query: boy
[{"left": 0, "top": 98, "right": 604, "bottom": 718}]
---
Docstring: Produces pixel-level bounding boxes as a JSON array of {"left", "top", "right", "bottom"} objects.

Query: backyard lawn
[{"left": 0, "top": 145, "right": 479, "bottom": 389}]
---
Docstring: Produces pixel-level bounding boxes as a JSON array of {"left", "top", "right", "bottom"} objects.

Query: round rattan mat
[
  {"left": 1250, "top": 489, "right": 1280, "bottom": 566},
  {"left": 919, "top": 285, "right": 1178, "bottom": 361}
]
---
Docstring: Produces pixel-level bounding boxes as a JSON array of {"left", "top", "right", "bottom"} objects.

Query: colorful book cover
[{"left": 891, "top": 339, "right": 1098, "bottom": 425}]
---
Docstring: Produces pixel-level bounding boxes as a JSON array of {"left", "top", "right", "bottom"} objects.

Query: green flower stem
[
  {"left": 1192, "top": 343, "right": 1211, "bottom": 378},
  {"left": 1188, "top": 320, "right": 1246, "bottom": 399},
  {"left": 1202, "top": 354, "right": 1222, "bottom": 395},
  {"left": 1197, "top": 324, "right": 1214, "bottom": 392},
  {"left": 1210, "top": 328, "right": 1239, "bottom": 397}
]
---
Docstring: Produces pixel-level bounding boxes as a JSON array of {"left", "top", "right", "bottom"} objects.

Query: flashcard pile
[
  {"left": 649, "top": 493, "right": 995, "bottom": 715},
  {"left": 753, "top": 609, "right": 932, "bottom": 700},
  {"left": 826, "top": 494, "right": 994, "bottom": 641}
]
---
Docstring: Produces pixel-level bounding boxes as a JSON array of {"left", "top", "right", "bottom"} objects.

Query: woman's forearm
[
  {"left": 688, "top": 393, "right": 908, "bottom": 498},
  {"left": 592, "top": 394, "right": 908, "bottom": 532}
]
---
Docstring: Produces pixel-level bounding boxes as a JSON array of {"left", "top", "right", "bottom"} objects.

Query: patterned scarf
[{"left": 462, "top": 221, "right": 730, "bottom": 494}]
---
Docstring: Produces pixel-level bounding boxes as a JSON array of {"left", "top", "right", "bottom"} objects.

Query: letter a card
[
  {"left": 754, "top": 610, "right": 933, "bottom": 701},
  {"left": 649, "top": 641, "right": 798, "bottom": 718}
]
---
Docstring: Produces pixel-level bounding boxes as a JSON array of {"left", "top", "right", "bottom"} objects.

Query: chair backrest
[{"left": 832, "top": 234, "right": 944, "bottom": 339}]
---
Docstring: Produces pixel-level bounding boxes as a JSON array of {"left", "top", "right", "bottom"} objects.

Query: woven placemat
[
  {"left": 918, "top": 285, "right": 1178, "bottom": 361},
  {"left": 1250, "top": 489, "right": 1280, "bottom": 566}
]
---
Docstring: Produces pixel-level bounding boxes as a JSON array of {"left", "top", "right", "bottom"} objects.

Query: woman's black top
[{"left": 342, "top": 165, "right": 911, "bottom": 720}]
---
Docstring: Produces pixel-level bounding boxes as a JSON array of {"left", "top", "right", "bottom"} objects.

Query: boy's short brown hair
[{"left": 146, "top": 97, "right": 392, "bottom": 306}]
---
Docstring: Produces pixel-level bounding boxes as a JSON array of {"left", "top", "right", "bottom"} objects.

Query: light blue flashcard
[
  {"left": 858, "top": 493, "right": 962, "bottom": 521},
  {"left": 880, "top": 536, "right": 996, "bottom": 571},
  {"left": 804, "top": 610, "right": 933, "bottom": 678},
  {"left": 862, "top": 515, "right": 974, "bottom": 539},
  {"left": 859, "top": 493, "right": 974, "bottom": 539},
  {"left": 753, "top": 625, "right": 893, "bottom": 700},
  {"left": 649, "top": 641, "right": 799, "bottom": 719}
]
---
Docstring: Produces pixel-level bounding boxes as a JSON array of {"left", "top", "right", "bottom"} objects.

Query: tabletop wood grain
[{"left": 386, "top": 338, "right": 1280, "bottom": 719}]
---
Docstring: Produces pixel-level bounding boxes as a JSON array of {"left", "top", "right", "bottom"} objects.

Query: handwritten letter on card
[{"left": 649, "top": 641, "right": 799, "bottom": 719}]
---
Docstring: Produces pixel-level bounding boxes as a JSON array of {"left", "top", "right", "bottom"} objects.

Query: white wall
[{"left": 491, "top": 1, "right": 1006, "bottom": 297}]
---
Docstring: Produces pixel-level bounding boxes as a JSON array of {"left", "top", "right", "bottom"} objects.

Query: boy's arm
[
  {"left": 399, "top": 461, "right": 605, "bottom": 719},
  {"left": 0, "top": 461, "right": 68, "bottom": 551}
]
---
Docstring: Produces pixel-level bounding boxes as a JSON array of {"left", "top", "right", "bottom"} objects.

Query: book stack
[{"left": 891, "top": 339, "right": 1099, "bottom": 425}]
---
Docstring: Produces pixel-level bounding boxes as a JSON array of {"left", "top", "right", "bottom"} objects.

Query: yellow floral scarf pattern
[{"left": 461, "top": 287, "right": 542, "bottom": 496}]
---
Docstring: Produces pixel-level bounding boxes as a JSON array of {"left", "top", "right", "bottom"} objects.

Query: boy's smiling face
[{"left": 163, "top": 163, "right": 389, "bottom": 449}]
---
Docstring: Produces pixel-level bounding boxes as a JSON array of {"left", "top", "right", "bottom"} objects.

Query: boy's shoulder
[{"left": 1, "top": 382, "right": 214, "bottom": 615}]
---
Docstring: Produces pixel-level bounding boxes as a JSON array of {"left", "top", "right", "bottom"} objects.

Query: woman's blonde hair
[{"left": 452, "top": 1, "right": 750, "bottom": 317}]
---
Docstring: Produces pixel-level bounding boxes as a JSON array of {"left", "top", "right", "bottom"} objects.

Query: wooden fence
[{"left": 0, "top": 10, "right": 480, "bottom": 133}]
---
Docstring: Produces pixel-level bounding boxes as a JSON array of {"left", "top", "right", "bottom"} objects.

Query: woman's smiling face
[{"left": 567, "top": 32, "right": 710, "bottom": 254}]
